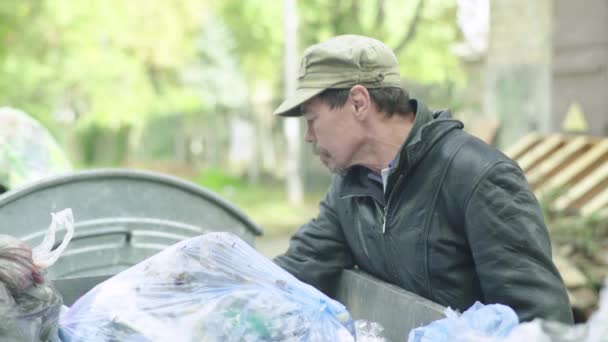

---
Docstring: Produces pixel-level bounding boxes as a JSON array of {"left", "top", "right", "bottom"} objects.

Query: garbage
[
  {"left": 407, "top": 301, "right": 519, "bottom": 342},
  {"left": 0, "top": 107, "right": 72, "bottom": 192},
  {"left": 355, "top": 319, "right": 387, "bottom": 342},
  {"left": 59, "top": 232, "right": 357, "bottom": 341},
  {"left": 0, "top": 235, "right": 43, "bottom": 296},
  {"left": 495, "top": 276, "right": 608, "bottom": 342},
  {"left": 408, "top": 276, "right": 608, "bottom": 342},
  {"left": 0, "top": 209, "right": 73, "bottom": 342}
]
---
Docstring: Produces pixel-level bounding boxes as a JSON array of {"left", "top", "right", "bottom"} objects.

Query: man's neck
[{"left": 352, "top": 113, "right": 415, "bottom": 174}]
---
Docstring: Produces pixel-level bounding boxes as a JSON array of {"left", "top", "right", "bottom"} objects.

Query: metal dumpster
[
  {"left": 0, "top": 168, "right": 445, "bottom": 340},
  {"left": 0, "top": 168, "right": 262, "bottom": 278}
]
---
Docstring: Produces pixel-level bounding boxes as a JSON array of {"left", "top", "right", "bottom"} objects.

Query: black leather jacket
[{"left": 275, "top": 100, "right": 573, "bottom": 324}]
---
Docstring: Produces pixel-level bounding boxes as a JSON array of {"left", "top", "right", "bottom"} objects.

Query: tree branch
[
  {"left": 349, "top": 0, "right": 361, "bottom": 32},
  {"left": 331, "top": 0, "right": 344, "bottom": 33},
  {"left": 393, "top": 0, "right": 425, "bottom": 55},
  {"left": 373, "top": 0, "right": 386, "bottom": 29}
]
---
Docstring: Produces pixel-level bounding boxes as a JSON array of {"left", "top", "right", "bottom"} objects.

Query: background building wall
[
  {"left": 552, "top": 0, "right": 608, "bottom": 136},
  {"left": 483, "top": 0, "right": 553, "bottom": 148}
]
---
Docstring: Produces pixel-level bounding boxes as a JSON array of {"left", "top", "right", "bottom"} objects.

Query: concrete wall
[
  {"left": 552, "top": 0, "right": 608, "bottom": 137},
  {"left": 483, "top": 0, "right": 553, "bottom": 148}
]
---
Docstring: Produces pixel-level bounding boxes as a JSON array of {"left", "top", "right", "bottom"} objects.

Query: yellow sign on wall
[{"left": 562, "top": 101, "right": 589, "bottom": 133}]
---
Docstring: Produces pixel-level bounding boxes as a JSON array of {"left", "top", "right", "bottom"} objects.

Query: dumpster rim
[{"left": 0, "top": 168, "right": 263, "bottom": 236}]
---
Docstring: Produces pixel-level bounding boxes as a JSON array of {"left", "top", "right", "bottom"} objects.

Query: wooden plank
[
  {"left": 503, "top": 133, "right": 542, "bottom": 160},
  {"left": 516, "top": 135, "right": 564, "bottom": 173},
  {"left": 527, "top": 136, "right": 588, "bottom": 189},
  {"left": 554, "top": 162, "right": 608, "bottom": 211},
  {"left": 537, "top": 139, "right": 608, "bottom": 194},
  {"left": 581, "top": 186, "right": 608, "bottom": 216},
  {"left": 598, "top": 207, "right": 608, "bottom": 219}
]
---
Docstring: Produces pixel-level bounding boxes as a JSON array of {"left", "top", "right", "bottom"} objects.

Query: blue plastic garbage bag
[
  {"left": 58, "top": 232, "right": 356, "bottom": 341},
  {"left": 495, "top": 277, "right": 608, "bottom": 342},
  {"left": 408, "top": 301, "right": 519, "bottom": 342}
]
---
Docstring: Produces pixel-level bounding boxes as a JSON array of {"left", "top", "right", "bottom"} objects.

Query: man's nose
[{"left": 305, "top": 125, "right": 315, "bottom": 143}]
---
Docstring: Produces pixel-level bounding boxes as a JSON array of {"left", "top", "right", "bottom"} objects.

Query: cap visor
[{"left": 273, "top": 87, "right": 326, "bottom": 117}]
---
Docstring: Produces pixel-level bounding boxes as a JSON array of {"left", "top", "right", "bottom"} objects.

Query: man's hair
[{"left": 316, "top": 87, "right": 412, "bottom": 117}]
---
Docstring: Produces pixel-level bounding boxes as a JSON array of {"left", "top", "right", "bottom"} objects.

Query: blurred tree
[
  {"left": 182, "top": 13, "right": 248, "bottom": 167},
  {"left": 213, "top": 0, "right": 464, "bottom": 201},
  {"left": 283, "top": 0, "right": 303, "bottom": 205},
  {"left": 0, "top": 0, "right": 206, "bottom": 157},
  {"left": 211, "top": 1, "right": 285, "bottom": 184},
  {"left": 0, "top": 0, "right": 463, "bottom": 173},
  {"left": 213, "top": 0, "right": 463, "bottom": 86},
  {"left": 297, "top": 0, "right": 464, "bottom": 85}
]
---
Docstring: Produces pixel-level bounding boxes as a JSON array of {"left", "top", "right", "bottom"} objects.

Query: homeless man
[{"left": 273, "top": 35, "right": 573, "bottom": 324}]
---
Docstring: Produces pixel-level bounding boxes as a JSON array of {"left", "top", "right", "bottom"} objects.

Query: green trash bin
[
  {"left": 0, "top": 168, "right": 262, "bottom": 278},
  {"left": 1, "top": 168, "right": 445, "bottom": 340}
]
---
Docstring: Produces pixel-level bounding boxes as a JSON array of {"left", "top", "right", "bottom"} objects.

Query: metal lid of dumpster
[{"left": 0, "top": 168, "right": 262, "bottom": 279}]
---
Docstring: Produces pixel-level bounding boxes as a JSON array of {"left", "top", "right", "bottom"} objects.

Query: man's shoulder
[
  {"left": 432, "top": 130, "right": 522, "bottom": 197},
  {"left": 443, "top": 130, "right": 516, "bottom": 173}
]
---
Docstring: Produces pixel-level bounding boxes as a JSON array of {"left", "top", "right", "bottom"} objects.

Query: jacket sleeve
[
  {"left": 464, "top": 161, "right": 573, "bottom": 324},
  {"left": 274, "top": 179, "right": 354, "bottom": 294}
]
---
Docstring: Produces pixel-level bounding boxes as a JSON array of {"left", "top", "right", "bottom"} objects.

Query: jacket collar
[{"left": 339, "top": 99, "right": 463, "bottom": 199}]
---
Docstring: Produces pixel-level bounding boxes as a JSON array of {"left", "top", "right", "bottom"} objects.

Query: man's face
[{"left": 301, "top": 96, "right": 364, "bottom": 174}]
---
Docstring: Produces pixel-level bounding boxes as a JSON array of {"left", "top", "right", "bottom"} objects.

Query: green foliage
[
  {"left": 1, "top": 0, "right": 466, "bottom": 169},
  {"left": 213, "top": 0, "right": 465, "bottom": 113},
  {"left": 0, "top": 0, "right": 207, "bottom": 132},
  {"left": 298, "top": 0, "right": 464, "bottom": 85},
  {"left": 194, "top": 168, "right": 321, "bottom": 236},
  {"left": 211, "top": 1, "right": 284, "bottom": 83},
  {"left": 183, "top": 13, "right": 248, "bottom": 111},
  {"left": 196, "top": 168, "right": 247, "bottom": 193},
  {"left": 540, "top": 187, "right": 608, "bottom": 255}
]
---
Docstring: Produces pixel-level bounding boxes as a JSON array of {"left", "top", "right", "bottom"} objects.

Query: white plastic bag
[
  {"left": 0, "top": 235, "right": 42, "bottom": 297},
  {"left": 60, "top": 232, "right": 356, "bottom": 341},
  {"left": 32, "top": 208, "right": 74, "bottom": 269},
  {"left": 0, "top": 208, "right": 73, "bottom": 296},
  {"left": 355, "top": 319, "right": 387, "bottom": 342},
  {"left": 0, "top": 208, "right": 73, "bottom": 342}
]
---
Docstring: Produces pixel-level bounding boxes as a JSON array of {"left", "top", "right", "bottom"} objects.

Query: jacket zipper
[{"left": 382, "top": 207, "right": 387, "bottom": 234}]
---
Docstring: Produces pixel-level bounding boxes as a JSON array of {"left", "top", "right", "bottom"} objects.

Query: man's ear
[{"left": 349, "top": 85, "right": 370, "bottom": 121}]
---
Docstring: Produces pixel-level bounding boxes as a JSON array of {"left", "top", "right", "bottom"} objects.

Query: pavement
[{"left": 255, "top": 233, "right": 291, "bottom": 258}]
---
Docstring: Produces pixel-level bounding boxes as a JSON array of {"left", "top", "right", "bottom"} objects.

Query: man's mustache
[{"left": 312, "top": 144, "right": 330, "bottom": 157}]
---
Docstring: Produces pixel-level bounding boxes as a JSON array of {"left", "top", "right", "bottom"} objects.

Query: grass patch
[{"left": 193, "top": 169, "right": 323, "bottom": 237}]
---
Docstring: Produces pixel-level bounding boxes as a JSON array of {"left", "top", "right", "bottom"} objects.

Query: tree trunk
[{"left": 283, "top": 0, "right": 303, "bottom": 205}]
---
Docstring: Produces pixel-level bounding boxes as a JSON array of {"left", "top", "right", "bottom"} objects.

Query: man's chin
[
  {"left": 325, "top": 163, "right": 348, "bottom": 176},
  {"left": 331, "top": 168, "right": 348, "bottom": 176},
  {"left": 319, "top": 156, "right": 347, "bottom": 176}
]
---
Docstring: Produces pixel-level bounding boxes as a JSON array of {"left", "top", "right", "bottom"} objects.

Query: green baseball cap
[{"left": 274, "top": 34, "right": 402, "bottom": 117}]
